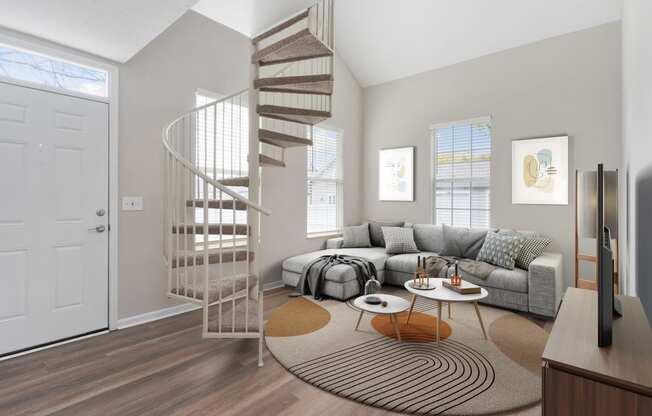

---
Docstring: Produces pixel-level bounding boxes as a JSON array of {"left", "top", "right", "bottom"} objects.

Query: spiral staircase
[{"left": 162, "top": 0, "right": 334, "bottom": 367}]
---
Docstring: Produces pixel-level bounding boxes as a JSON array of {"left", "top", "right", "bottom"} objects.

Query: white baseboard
[
  {"left": 116, "top": 303, "right": 201, "bottom": 330},
  {"left": 264, "top": 280, "right": 286, "bottom": 291},
  {"left": 116, "top": 282, "right": 287, "bottom": 330}
]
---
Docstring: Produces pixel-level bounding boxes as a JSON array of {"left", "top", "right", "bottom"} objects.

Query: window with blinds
[
  {"left": 432, "top": 117, "right": 491, "bottom": 228},
  {"left": 307, "top": 126, "right": 343, "bottom": 236},
  {"left": 194, "top": 91, "right": 249, "bottom": 248}
]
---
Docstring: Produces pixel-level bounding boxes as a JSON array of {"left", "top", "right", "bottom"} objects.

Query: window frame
[
  {"left": 0, "top": 34, "right": 112, "bottom": 102},
  {"left": 430, "top": 116, "right": 492, "bottom": 228},
  {"left": 306, "top": 125, "right": 344, "bottom": 238}
]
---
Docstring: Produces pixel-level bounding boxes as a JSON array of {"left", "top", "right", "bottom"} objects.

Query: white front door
[{"left": 0, "top": 82, "right": 109, "bottom": 355}]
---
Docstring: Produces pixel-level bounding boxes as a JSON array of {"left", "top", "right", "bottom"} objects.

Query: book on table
[{"left": 442, "top": 279, "right": 481, "bottom": 294}]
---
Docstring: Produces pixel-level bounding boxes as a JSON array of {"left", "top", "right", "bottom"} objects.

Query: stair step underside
[
  {"left": 255, "top": 74, "right": 333, "bottom": 95},
  {"left": 218, "top": 177, "right": 249, "bottom": 187},
  {"left": 172, "top": 224, "right": 251, "bottom": 235},
  {"left": 259, "top": 154, "right": 286, "bottom": 168},
  {"left": 171, "top": 250, "right": 254, "bottom": 268},
  {"left": 252, "top": 10, "right": 309, "bottom": 44},
  {"left": 257, "top": 105, "right": 331, "bottom": 126},
  {"left": 186, "top": 200, "right": 248, "bottom": 210},
  {"left": 259, "top": 129, "right": 312, "bottom": 148},
  {"left": 252, "top": 28, "right": 333, "bottom": 67},
  {"left": 171, "top": 273, "right": 258, "bottom": 303}
]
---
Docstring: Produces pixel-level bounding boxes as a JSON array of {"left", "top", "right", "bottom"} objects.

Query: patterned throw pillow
[
  {"left": 498, "top": 229, "right": 552, "bottom": 270},
  {"left": 368, "top": 220, "right": 405, "bottom": 247},
  {"left": 381, "top": 227, "right": 419, "bottom": 254},
  {"left": 342, "top": 223, "right": 371, "bottom": 248},
  {"left": 515, "top": 236, "right": 552, "bottom": 269},
  {"left": 476, "top": 231, "right": 526, "bottom": 270}
]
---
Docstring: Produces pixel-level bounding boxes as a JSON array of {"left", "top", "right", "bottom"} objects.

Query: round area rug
[{"left": 265, "top": 288, "right": 548, "bottom": 416}]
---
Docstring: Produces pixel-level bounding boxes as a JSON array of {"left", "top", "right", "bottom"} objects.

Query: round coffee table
[
  {"left": 404, "top": 278, "right": 489, "bottom": 343},
  {"left": 353, "top": 294, "right": 410, "bottom": 341}
]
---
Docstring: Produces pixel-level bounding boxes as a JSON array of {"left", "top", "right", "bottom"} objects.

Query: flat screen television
[{"left": 597, "top": 163, "right": 622, "bottom": 347}]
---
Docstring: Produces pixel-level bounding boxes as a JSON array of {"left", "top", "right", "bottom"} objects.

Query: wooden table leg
[
  {"left": 406, "top": 295, "right": 417, "bottom": 323},
  {"left": 473, "top": 301, "right": 487, "bottom": 340},
  {"left": 448, "top": 302, "right": 452, "bottom": 319},
  {"left": 390, "top": 313, "right": 401, "bottom": 341},
  {"left": 355, "top": 310, "right": 364, "bottom": 331},
  {"left": 437, "top": 300, "right": 442, "bottom": 343}
]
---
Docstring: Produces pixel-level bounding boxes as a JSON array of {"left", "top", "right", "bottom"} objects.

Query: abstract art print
[
  {"left": 379, "top": 147, "right": 414, "bottom": 201},
  {"left": 512, "top": 136, "right": 568, "bottom": 205}
]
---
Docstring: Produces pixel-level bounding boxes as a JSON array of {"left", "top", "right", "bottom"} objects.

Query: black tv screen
[{"left": 597, "top": 164, "right": 622, "bottom": 348}]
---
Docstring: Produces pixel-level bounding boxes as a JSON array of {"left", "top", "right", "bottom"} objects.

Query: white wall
[
  {"left": 362, "top": 23, "right": 623, "bottom": 290},
  {"left": 622, "top": 0, "right": 652, "bottom": 319}
]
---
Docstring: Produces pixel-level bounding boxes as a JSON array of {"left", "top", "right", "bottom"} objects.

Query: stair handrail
[{"left": 162, "top": 88, "right": 271, "bottom": 216}]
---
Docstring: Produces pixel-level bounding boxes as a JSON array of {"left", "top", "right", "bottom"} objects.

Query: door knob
[
  {"left": 96, "top": 208, "right": 106, "bottom": 217},
  {"left": 88, "top": 225, "right": 106, "bottom": 233}
]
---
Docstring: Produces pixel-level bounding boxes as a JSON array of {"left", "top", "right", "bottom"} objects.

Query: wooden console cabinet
[{"left": 542, "top": 288, "right": 652, "bottom": 415}]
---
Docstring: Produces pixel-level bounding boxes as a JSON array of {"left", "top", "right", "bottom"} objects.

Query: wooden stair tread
[
  {"left": 255, "top": 74, "right": 333, "bottom": 95},
  {"left": 172, "top": 224, "right": 251, "bottom": 235},
  {"left": 252, "top": 10, "right": 309, "bottom": 44},
  {"left": 252, "top": 28, "right": 333, "bottom": 66},
  {"left": 171, "top": 273, "right": 257, "bottom": 303},
  {"left": 257, "top": 105, "right": 331, "bottom": 126},
  {"left": 218, "top": 176, "right": 249, "bottom": 187},
  {"left": 186, "top": 200, "right": 248, "bottom": 210},
  {"left": 259, "top": 129, "right": 312, "bottom": 148},
  {"left": 259, "top": 154, "right": 286, "bottom": 168},
  {"left": 171, "top": 250, "right": 254, "bottom": 268}
]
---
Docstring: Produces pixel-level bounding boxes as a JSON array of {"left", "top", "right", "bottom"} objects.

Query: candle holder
[
  {"left": 451, "top": 261, "right": 462, "bottom": 286},
  {"left": 414, "top": 255, "right": 429, "bottom": 288}
]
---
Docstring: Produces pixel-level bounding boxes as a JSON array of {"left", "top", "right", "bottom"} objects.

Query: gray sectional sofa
[{"left": 282, "top": 224, "right": 564, "bottom": 318}]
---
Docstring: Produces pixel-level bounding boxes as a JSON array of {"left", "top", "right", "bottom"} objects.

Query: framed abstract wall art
[
  {"left": 379, "top": 146, "right": 414, "bottom": 201},
  {"left": 512, "top": 136, "right": 569, "bottom": 205}
]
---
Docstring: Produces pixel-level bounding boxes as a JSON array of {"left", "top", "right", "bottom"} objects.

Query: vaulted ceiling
[
  {"left": 195, "top": 0, "right": 623, "bottom": 87},
  {"left": 0, "top": 0, "right": 198, "bottom": 63},
  {"left": 0, "top": 0, "right": 622, "bottom": 86}
]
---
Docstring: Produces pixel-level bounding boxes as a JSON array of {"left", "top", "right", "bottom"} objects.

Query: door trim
[{"left": 0, "top": 28, "right": 120, "bottom": 330}]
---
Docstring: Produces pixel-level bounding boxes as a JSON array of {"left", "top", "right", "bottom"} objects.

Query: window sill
[{"left": 306, "top": 232, "right": 342, "bottom": 240}]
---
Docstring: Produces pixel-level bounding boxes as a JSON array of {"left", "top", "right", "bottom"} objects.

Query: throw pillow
[
  {"left": 368, "top": 220, "right": 405, "bottom": 247},
  {"left": 342, "top": 223, "right": 371, "bottom": 248},
  {"left": 441, "top": 224, "right": 490, "bottom": 259},
  {"left": 476, "top": 231, "right": 526, "bottom": 270},
  {"left": 499, "top": 229, "right": 552, "bottom": 269},
  {"left": 381, "top": 226, "right": 419, "bottom": 254}
]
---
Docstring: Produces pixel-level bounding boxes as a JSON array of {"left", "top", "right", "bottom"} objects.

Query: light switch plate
[{"left": 122, "top": 196, "right": 144, "bottom": 211}]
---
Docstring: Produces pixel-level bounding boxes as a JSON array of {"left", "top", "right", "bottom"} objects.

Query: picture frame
[
  {"left": 379, "top": 146, "right": 414, "bottom": 201},
  {"left": 512, "top": 136, "right": 569, "bottom": 205}
]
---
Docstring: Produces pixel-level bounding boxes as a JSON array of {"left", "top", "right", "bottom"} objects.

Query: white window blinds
[
  {"left": 307, "top": 126, "right": 343, "bottom": 236},
  {"left": 432, "top": 117, "right": 491, "bottom": 228}
]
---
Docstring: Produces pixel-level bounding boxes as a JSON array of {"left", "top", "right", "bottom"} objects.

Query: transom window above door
[
  {"left": 431, "top": 117, "right": 492, "bottom": 229},
  {"left": 0, "top": 43, "right": 108, "bottom": 97}
]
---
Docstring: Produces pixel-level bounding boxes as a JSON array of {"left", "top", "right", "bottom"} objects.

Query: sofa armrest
[
  {"left": 326, "top": 237, "right": 344, "bottom": 249},
  {"left": 527, "top": 252, "right": 563, "bottom": 318}
]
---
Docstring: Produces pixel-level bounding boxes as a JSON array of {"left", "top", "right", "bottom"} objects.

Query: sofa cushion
[
  {"left": 323, "top": 264, "right": 358, "bottom": 283},
  {"left": 477, "top": 231, "right": 526, "bottom": 270},
  {"left": 382, "top": 227, "right": 419, "bottom": 254},
  {"left": 368, "top": 220, "right": 404, "bottom": 247},
  {"left": 452, "top": 266, "right": 529, "bottom": 293},
  {"left": 342, "top": 223, "right": 371, "bottom": 248},
  {"left": 385, "top": 252, "right": 439, "bottom": 274},
  {"left": 412, "top": 224, "right": 445, "bottom": 253},
  {"left": 441, "top": 225, "right": 491, "bottom": 259},
  {"left": 282, "top": 248, "right": 389, "bottom": 274}
]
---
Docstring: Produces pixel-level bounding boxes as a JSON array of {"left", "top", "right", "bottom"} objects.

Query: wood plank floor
[{"left": 0, "top": 288, "right": 547, "bottom": 416}]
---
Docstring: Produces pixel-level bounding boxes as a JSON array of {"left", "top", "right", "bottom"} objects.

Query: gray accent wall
[
  {"left": 623, "top": 0, "right": 652, "bottom": 321},
  {"left": 362, "top": 22, "right": 622, "bottom": 290},
  {"left": 119, "top": 11, "right": 363, "bottom": 319}
]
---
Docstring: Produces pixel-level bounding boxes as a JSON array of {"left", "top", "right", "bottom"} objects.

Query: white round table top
[
  {"left": 353, "top": 294, "right": 410, "bottom": 314},
  {"left": 404, "top": 278, "right": 488, "bottom": 303}
]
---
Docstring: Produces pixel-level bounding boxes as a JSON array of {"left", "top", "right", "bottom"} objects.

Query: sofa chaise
[{"left": 282, "top": 223, "right": 563, "bottom": 318}]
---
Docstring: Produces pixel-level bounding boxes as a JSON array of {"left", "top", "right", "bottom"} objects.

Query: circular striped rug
[{"left": 265, "top": 289, "right": 547, "bottom": 415}]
